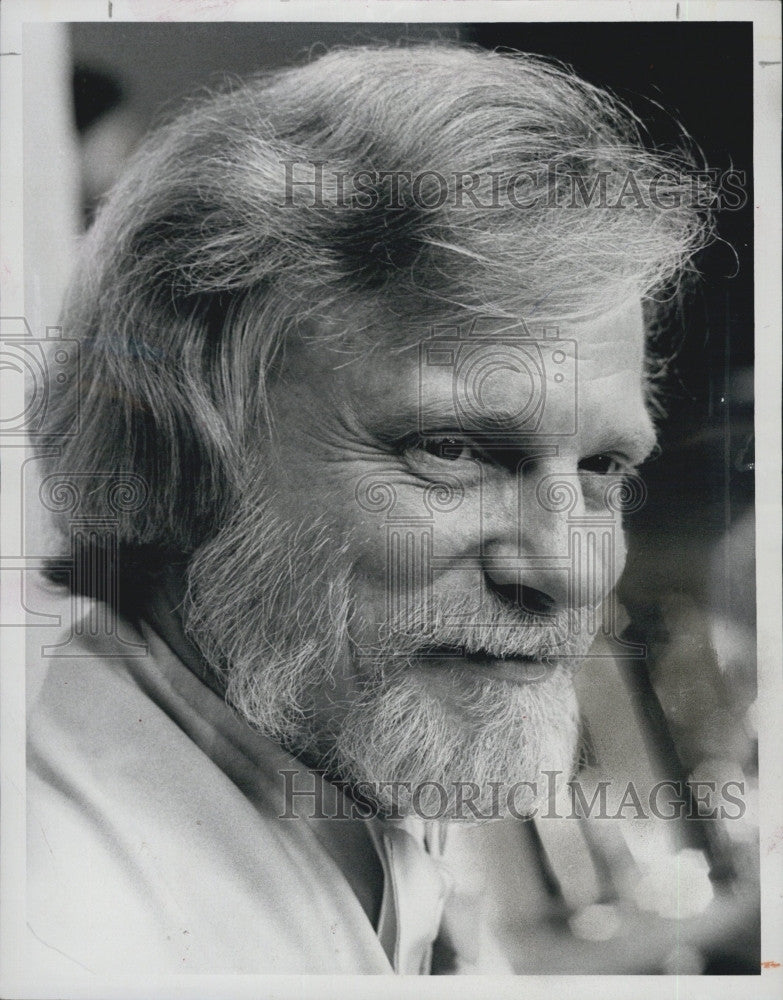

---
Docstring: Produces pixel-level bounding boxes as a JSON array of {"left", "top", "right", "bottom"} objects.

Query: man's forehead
[
  {"left": 344, "top": 299, "right": 647, "bottom": 389},
  {"left": 279, "top": 299, "right": 648, "bottom": 413}
]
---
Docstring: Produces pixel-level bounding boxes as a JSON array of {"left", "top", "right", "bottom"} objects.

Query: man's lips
[{"left": 412, "top": 643, "right": 553, "bottom": 683}]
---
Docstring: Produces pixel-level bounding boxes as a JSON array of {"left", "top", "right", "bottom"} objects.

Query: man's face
[{"left": 186, "top": 297, "right": 656, "bottom": 818}]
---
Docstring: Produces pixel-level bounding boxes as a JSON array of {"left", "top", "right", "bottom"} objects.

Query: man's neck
[{"left": 141, "top": 565, "right": 227, "bottom": 701}]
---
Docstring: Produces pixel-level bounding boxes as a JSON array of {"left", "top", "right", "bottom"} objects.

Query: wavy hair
[{"left": 43, "top": 43, "right": 712, "bottom": 561}]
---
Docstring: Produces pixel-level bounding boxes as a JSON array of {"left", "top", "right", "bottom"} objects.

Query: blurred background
[{"left": 18, "top": 19, "right": 757, "bottom": 975}]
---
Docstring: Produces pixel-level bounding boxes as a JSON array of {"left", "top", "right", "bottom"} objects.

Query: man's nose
[{"left": 481, "top": 472, "right": 620, "bottom": 614}]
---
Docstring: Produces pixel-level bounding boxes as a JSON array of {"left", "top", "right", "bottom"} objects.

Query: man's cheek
[
  {"left": 614, "top": 529, "right": 629, "bottom": 586},
  {"left": 351, "top": 524, "right": 476, "bottom": 600},
  {"left": 595, "top": 526, "right": 629, "bottom": 611}
]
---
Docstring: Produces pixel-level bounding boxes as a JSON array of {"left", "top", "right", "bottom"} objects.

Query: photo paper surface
[{"left": 1, "top": 3, "right": 780, "bottom": 997}]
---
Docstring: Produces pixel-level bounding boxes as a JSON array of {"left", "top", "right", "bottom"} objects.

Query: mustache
[{"left": 364, "top": 590, "right": 595, "bottom": 663}]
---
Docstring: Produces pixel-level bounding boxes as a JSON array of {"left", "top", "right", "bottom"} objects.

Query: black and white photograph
[{"left": 0, "top": 2, "right": 780, "bottom": 996}]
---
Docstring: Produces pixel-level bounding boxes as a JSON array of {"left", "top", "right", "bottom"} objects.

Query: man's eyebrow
[
  {"left": 374, "top": 396, "right": 529, "bottom": 438},
  {"left": 369, "top": 394, "right": 460, "bottom": 435},
  {"left": 594, "top": 424, "right": 659, "bottom": 464}
]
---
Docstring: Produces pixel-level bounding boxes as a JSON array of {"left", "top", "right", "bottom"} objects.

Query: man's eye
[
  {"left": 418, "top": 436, "right": 473, "bottom": 461},
  {"left": 578, "top": 454, "right": 625, "bottom": 475}
]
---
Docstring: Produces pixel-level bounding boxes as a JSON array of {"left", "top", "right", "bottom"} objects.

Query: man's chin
[{"left": 328, "top": 665, "right": 581, "bottom": 822}]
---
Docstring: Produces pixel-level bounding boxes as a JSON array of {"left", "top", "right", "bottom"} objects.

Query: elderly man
[{"left": 27, "top": 43, "right": 708, "bottom": 974}]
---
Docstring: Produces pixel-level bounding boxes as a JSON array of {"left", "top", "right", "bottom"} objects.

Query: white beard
[
  {"left": 328, "top": 667, "right": 580, "bottom": 819},
  {"left": 184, "top": 491, "right": 584, "bottom": 820}
]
